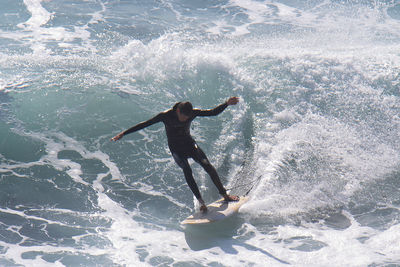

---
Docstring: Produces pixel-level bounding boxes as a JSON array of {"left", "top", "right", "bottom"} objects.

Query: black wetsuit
[{"left": 123, "top": 102, "right": 229, "bottom": 200}]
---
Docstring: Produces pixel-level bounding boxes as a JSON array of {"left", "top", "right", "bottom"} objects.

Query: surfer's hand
[
  {"left": 227, "top": 96, "right": 239, "bottom": 106},
  {"left": 111, "top": 132, "right": 124, "bottom": 141}
]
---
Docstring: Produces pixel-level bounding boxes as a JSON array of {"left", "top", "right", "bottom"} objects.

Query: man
[{"left": 111, "top": 97, "right": 240, "bottom": 213}]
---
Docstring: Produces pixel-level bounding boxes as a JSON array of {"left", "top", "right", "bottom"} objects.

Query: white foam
[
  {"left": 0, "top": 0, "right": 97, "bottom": 55},
  {"left": 107, "top": 33, "right": 237, "bottom": 96},
  {"left": 247, "top": 110, "right": 400, "bottom": 217},
  {"left": 18, "top": 0, "right": 51, "bottom": 29},
  {"left": 88, "top": 1, "right": 106, "bottom": 25},
  {"left": 207, "top": 0, "right": 273, "bottom": 35},
  {"left": 204, "top": 0, "right": 400, "bottom": 41},
  {"left": 236, "top": 210, "right": 400, "bottom": 266},
  {"left": 0, "top": 204, "right": 111, "bottom": 266},
  {"left": 367, "top": 223, "right": 400, "bottom": 261}
]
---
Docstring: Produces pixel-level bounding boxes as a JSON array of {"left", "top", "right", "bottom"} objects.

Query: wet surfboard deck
[{"left": 181, "top": 196, "right": 249, "bottom": 225}]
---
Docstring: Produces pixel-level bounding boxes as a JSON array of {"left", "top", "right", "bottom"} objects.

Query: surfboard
[{"left": 181, "top": 196, "right": 249, "bottom": 225}]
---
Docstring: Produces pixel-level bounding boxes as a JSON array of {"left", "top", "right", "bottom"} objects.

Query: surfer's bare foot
[
  {"left": 199, "top": 199, "right": 207, "bottom": 213},
  {"left": 200, "top": 204, "right": 208, "bottom": 213},
  {"left": 223, "top": 194, "right": 239, "bottom": 202}
]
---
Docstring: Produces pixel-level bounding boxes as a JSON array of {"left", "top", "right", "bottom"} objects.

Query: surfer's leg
[
  {"left": 191, "top": 144, "right": 227, "bottom": 196},
  {"left": 172, "top": 152, "right": 203, "bottom": 202}
]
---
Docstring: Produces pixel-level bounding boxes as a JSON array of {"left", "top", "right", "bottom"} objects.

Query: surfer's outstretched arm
[
  {"left": 195, "top": 96, "right": 240, "bottom": 117},
  {"left": 111, "top": 113, "right": 163, "bottom": 141}
]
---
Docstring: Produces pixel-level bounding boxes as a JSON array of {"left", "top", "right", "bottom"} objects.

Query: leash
[{"left": 226, "top": 175, "right": 263, "bottom": 196}]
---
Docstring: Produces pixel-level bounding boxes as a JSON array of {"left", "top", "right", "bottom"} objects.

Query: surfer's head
[{"left": 176, "top": 102, "right": 193, "bottom": 122}]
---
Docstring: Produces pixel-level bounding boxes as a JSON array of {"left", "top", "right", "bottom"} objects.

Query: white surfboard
[{"left": 181, "top": 196, "right": 249, "bottom": 225}]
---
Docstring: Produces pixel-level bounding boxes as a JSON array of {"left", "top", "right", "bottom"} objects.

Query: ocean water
[{"left": 0, "top": 0, "right": 400, "bottom": 266}]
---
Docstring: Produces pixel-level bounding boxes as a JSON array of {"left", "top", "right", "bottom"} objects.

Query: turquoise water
[{"left": 0, "top": 0, "right": 400, "bottom": 266}]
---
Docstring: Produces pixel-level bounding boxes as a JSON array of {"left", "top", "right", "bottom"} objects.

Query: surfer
[{"left": 111, "top": 97, "right": 240, "bottom": 213}]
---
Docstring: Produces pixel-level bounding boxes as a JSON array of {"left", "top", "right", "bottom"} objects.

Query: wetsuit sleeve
[
  {"left": 123, "top": 113, "right": 164, "bottom": 136},
  {"left": 194, "top": 102, "right": 228, "bottom": 117}
]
